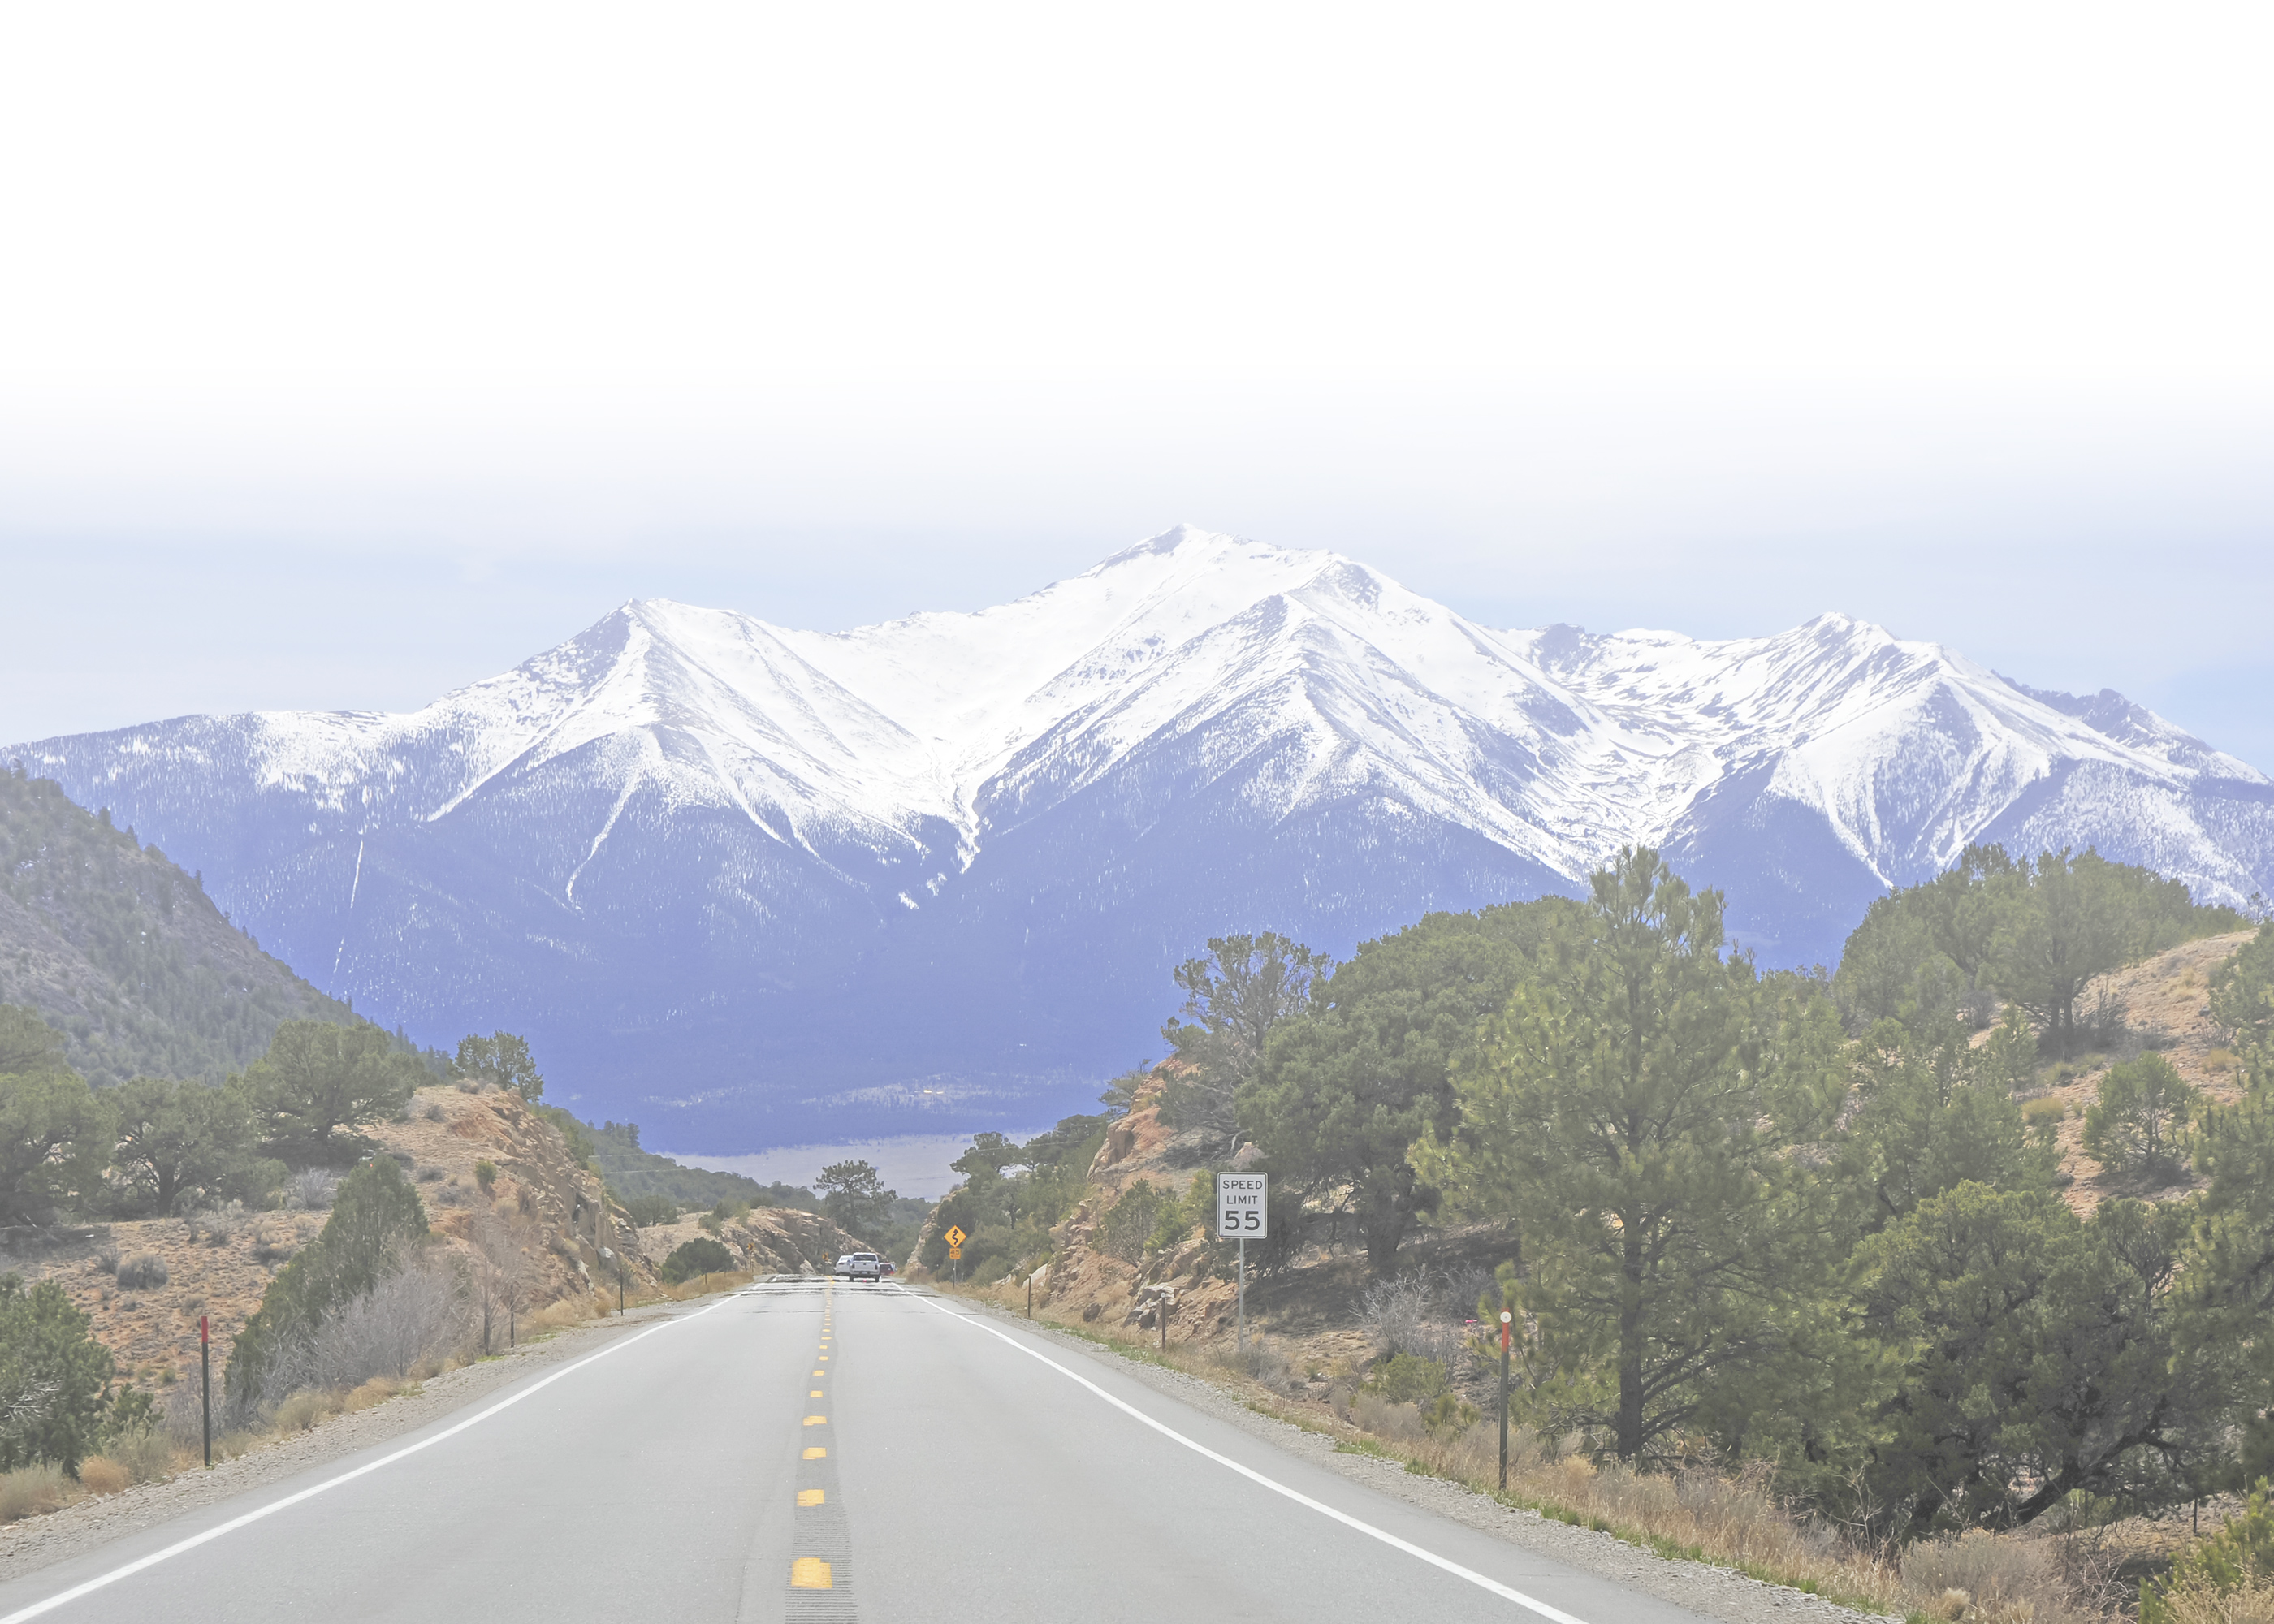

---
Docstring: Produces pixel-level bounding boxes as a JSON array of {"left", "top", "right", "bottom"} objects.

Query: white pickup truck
[{"left": 834, "top": 1251, "right": 882, "bottom": 1282}]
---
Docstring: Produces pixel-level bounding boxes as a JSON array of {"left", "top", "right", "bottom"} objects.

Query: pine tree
[{"left": 1415, "top": 848, "right": 1847, "bottom": 1462}]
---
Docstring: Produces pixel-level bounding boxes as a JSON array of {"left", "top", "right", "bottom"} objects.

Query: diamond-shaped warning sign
[{"left": 944, "top": 1224, "right": 967, "bottom": 1247}]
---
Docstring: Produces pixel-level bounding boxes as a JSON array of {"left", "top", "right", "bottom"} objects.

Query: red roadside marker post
[
  {"left": 1498, "top": 1309, "right": 1512, "bottom": 1490},
  {"left": 201, "top": 1315, "right": 212, "bottom": 1469}
]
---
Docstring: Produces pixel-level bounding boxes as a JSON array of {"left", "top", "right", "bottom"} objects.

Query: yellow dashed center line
[
  {"left": 803, "top": 1415, "right": 827, "bottom": 1426},
  {"left": 803, "top": 1446, "right": 827, "bottom": 1460},
  {"left": 791, "top": 1557, "right": 832, "bottom": 1589},
  {"left": 798, "top": 1488, "right": 824, "bottom": 1506},
  {"left": 812, "top": 1369, "right": 824, "bottom": 1376}
]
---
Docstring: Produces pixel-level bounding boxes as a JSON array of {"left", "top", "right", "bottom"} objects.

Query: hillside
[
  {"left": 2012, "top": 928, "right": 2259, "bottom": 1215},
  {"left": 586, "top": 1119, "right": 819, "bottom": 1212},
  {"left": 923, "top": 927, "right": 2272, "bottom": 1368},
  {"left": 0, "top": 1076, "right": 877, "bottom": 1397},
  {"left": 11, "top": 526, "right": 2271, "bottom": 1143},
  {"left": 0, "top": 767, "right": 357, "bottom": 1085}
]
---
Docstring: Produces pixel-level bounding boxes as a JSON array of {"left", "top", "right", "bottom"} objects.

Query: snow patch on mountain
[{"left": 10, "top": 524, "right": 2268, "bottom": 1144}]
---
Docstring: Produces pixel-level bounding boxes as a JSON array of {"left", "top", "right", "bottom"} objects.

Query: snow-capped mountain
[{"left": 12, "top": 526, "right": 2270, "bottom": 1147}]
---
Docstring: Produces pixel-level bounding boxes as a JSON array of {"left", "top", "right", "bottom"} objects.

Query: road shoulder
[
  {"left": 954, "top": 1293, "right": 1897, "bottom": 1624},
  {"left": 0, "top": 1296, "right": 698, "bottom": 1587}
]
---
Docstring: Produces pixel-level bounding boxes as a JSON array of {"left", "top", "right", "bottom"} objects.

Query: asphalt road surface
[{"left": 0, "top": 1281, "right": 1718, "bottom": 1624}]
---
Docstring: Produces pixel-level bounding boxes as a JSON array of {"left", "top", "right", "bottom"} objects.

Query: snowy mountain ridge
[{"left": 12, "top": 525, "right": 2269, "bottom": 1145}]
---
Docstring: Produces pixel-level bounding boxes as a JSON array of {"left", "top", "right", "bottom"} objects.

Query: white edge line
[
  {"left": 0, "top": 1288, "right": 755, "bottom": 1623},
  {"left": 906, "top": 1288, "right": 1594, "bottom": 1624}
]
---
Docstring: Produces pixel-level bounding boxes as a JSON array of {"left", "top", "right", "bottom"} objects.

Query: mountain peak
[{"left": 8, "top": 528, "right": 2268, "bottom": 1143}]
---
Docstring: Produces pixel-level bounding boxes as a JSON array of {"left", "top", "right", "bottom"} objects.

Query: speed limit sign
[{"left": 1216, "top": 1173, "right": 1267, "bottom": 1239}]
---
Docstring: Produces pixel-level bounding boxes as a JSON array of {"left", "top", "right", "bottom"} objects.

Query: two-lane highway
[{"left": 0, "top": 1281, "right": 1718, "bottom": 1623}]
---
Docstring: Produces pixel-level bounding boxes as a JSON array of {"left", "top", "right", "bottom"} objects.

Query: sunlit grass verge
[{"left": 946, "top": 1279, "right": 2108, "bottom": 1624}]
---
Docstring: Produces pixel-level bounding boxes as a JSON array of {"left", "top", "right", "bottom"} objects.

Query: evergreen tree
[
  {"left": 0, "top": 1275, "right": 116, "bottom": 1475},
  {"left": 452, "top": 1031, "right": 544, "bottom": 1101},
  {"left": 244, "top": 1021, "right": 426, "bottom": 1162},
  {"left": 2209, "top": 926, "right": 2274, "bottom": 1055},
  {"left": 1244, "top": 901, "right": 1572, "bottom": 1274},
  {"left": 1837, "top": 1017, "right": 2052, "bottom": 1233},
  {"left": 2172, "top": 1073, "right": 2274, "bottom": 1488},
  {"left": 1158, "top": 934, "right": 1333, "bottom": 1147},
  {"left": 1855, "top": 1184, "right": 2207, "bottom": 1531},
  {"left": 0, "top": 1052, "right": 115, "bottom": 1225},
  {"left": 815, "top": 1160, "right": 891, "bottom": 1238},
  {"left": 1414, "top": 848, "right": 1848, "bottom": 1462},
  {"left": 110, "top": 1075, "right": 280, "bottom": 1213},
  {"left": 2082, "top": 1053, "right": 2199, "bottom": 1179},
  {"left": 227, "top": 1155, "right": 428, "bottom": 1408}
]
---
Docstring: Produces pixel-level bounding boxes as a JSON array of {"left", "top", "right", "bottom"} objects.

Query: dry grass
[
  {"left": 75, "top": 1458, "right": 131, "bottom": 1496},
  {"left": 2024, "top": 1096, "right": 2072, "bottom": 1130},
  {"left": 214, "top": 1427, "right": 263, "bottom": 1461},
  {"left": 0, "top": 1438, "right": 188, "bottom": 1522},
  {"left": 2149, "top": 1574, "right": 2274, "bottom": 1623},
  {"left": 344, "top": 1374, "right": 404, "bottom": 1412},
  {"left": 272, "top": 1389, "right": 338, "bottom": 1432},
  {"left": 521, "top": 1269, "right": 752, "bottom": 1334},
  {"left": 0, "top": 1465, "right": 68, "bottom": 1522},
  {"left": 1900, "top": 1530, "right": 2063, "bottom": 1620},
  {"left": 525, "top": 1292, "right": 611, "bottom": 1332},
  {"left": 105, "top": 1427, "right": 179, "bottom": 1484},
  {"left": 270, "top": 1374, "right": 414, "bottom": 1435},
  {"left": 666, "top": 1270, "right": 753, "bottom": 1300}
]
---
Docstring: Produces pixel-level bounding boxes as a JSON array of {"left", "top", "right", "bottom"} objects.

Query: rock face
[{"left": 12, "top": 526, "right": 2271, "bottom": 1144}]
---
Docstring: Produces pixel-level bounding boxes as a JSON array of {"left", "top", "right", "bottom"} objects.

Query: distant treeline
[{"left": 581, "top": 1118, "right": 819, "bottom": 1216}]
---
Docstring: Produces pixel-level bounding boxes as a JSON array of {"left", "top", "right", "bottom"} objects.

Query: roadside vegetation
[
  {"left": 0, "top": 967, "right": 801, "bottom": 1523},
  {"left": 931, "top": 844, "right": 2274, "bottom": 1621}
]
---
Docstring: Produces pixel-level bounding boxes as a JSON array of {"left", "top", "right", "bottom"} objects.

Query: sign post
[
  {"left": 1215, "top": 1173, "right": 1266, "bottom": 1354},
  {"left": 1498, "top": 1309, "right": 1512, "bottom": 1490},
  {"left": 945, "top": 1225, "right": 967, "bottom": 1286},
  {"left": 200, "top": 1315, "right": 211, "bottom": 1469}
]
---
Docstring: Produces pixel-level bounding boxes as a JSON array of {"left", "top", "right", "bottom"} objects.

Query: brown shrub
[
  {"left": 0, "top": 1465, "right": 67, "bottom": 1522},
  {"left": 1900, "top": 1531, "right": 2060, "bottom": 1614},
  {"left": 109, "top": 1427, "right": 177, "bottom": 1484},
  {"left": 77, "top": 1458, "right": 130, "bottom": 1495},
  {"left": 272, "top": 1389, "right": 342, "bottom": 1432},
  {"left": 344, "top": 1376, "right": 401, "bottom": 1413}
]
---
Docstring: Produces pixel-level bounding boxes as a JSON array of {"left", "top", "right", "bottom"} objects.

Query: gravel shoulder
[
  {"left": 0, "top": 1294, "right": 698, "bottom": 1587},
  {"left": 961, "top": 1293, "right": 1899, "bottom": 1624}
]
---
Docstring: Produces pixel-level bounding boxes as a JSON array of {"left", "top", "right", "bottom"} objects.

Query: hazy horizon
[{"left": 6, "top": 8, "right": 2269, "bottom": 764}]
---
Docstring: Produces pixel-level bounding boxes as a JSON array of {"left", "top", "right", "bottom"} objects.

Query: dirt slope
[
  {"left": 0, "top": 1081, "right": 662, "bottom": 1389},
  {"left": 2019, "top": 929, "right": 2257, "bottom": 1215}
]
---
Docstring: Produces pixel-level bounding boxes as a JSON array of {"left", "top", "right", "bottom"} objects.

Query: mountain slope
[
  {"left": 0, "top": 767, "right": 359, "bottom": 1084},
  {"left": 10, "top": 526, "right": 2268, "bottom": 1142}
]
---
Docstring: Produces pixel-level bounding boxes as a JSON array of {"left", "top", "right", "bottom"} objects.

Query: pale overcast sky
[{"left": 4, "top": 5, "right": 2271, "bottom": 766}]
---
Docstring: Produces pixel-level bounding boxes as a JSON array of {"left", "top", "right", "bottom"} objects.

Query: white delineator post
[{"left": 1216, "top": 1173, "right": 1267, "bottom": 1355}]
